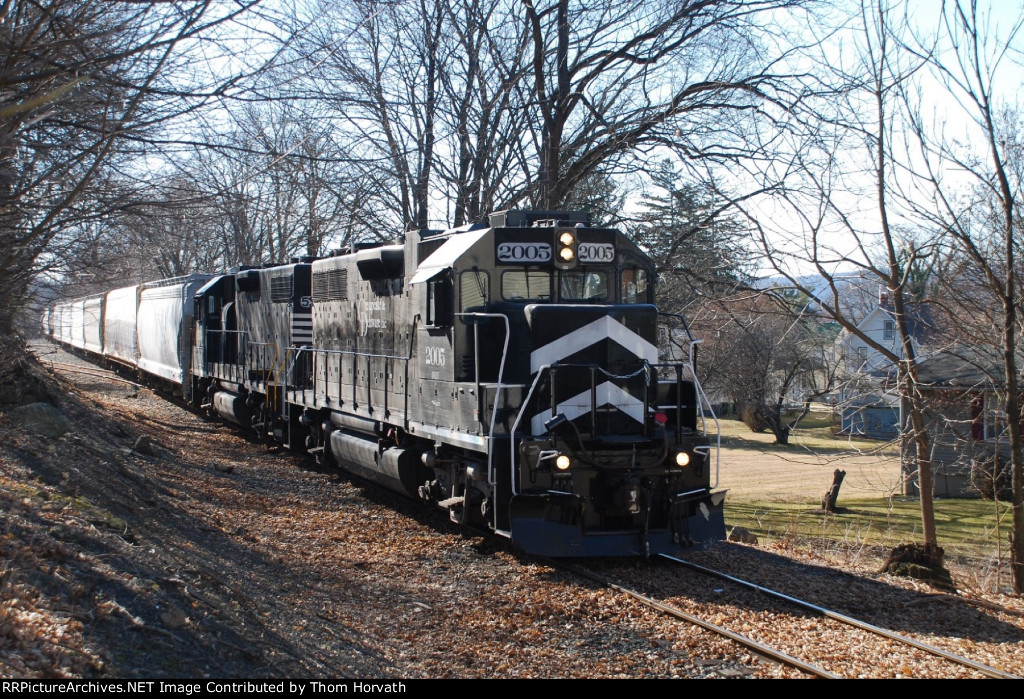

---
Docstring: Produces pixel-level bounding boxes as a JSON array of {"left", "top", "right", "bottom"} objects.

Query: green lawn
[
  {"left": 717, "top": 413, "right": 1013, "bottom": 568},
  {"left": 725, "top": 496, "right": 1013, "bottom": 561}
]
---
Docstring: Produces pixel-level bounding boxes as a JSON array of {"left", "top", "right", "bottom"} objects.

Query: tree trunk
[{"left": 821, "top": 469, "right": 846, "bottom": 513}]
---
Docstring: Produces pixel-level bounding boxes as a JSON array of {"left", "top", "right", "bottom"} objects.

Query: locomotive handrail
[
  {"left": 529, "top": 359, "right": 654, "bottom": 435},
  {"left": 405, "top": 316, "right": 419, "bottom": 428},
  {"left": 281, "top": 345, "right": 315, "bottom": 427},
  {"left": 508, "top": 360, "right": 632, "bottom": 498},
  {"left": 454, "top": 311, "right": 510, "bottom": 505},
  {"left": 296, "top": 343, "right": 416, "bottom": 419},
  {"left": 688, "top": 364, "right": 721, "bottom": 489},
  {"left": 651, "top": 354, "right": 721, "bottom": 490},
  {"left": 271, "top": 345, "right": 287, "bottom": 409},
  {"left": 246, "top": 341, "right": 281, "bottom": 410},
  {"left": 303, "top": 346, "right": 412, "bottom": 362},
  {"left": 657, "top": 310, "right": 695, "bottom": 348},
  {"left": 507, "top": 362, "right": 551, "bottom": 511}
]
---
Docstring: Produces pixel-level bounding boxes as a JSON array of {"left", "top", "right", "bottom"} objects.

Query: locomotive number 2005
[
  {"left": 423, "top": 345, "right": 447, "bottom": 366},
  {"left": 578, "top": 243, "right": 615, "bottom": 263},
  {"left": 47, "top": 211, "right": 725, "bottom": 560},
  {"left": 497, "top": 242, "right": 552, "bottom": 263}
]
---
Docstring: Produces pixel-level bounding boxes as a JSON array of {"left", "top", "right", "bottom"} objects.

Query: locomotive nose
[{"left": 525, "top": 303, "right": 660, "bottom": 437}]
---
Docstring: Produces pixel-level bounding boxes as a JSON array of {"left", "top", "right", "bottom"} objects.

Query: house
[
  {"left": 756, "top": 271, "right": 883, "bottom": 326},
  {"left": 838, "top": 391, "right": 900, "bottom": 440},
  {"left": 901, "top": 345, "right": 1024, "bottom": 499},
  {"left": 837, "top": 294, "right": 934, "bottom": 375},
  {"left": 833, "top": 294, "right": 934, "bottom": 440}
]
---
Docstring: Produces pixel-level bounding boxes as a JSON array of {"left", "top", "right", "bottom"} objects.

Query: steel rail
[
  {"left": 561, "top": 562, "right": 839, "bottom": 679},
  {"left": 39, "top": 360, "right": 145, "bottom": 388},
  {"left": 661, "top": 554, "right": 1021, "bottom": 680}
]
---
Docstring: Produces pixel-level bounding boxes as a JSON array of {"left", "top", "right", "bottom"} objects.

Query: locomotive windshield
[
  {"left": 559, "top": 271, "right": 608, "bottom": 301},
  {"left": 499, "top": 268, "right": 647, "bottom": 304},
  {"left": 460, "top": 269, "right": 489, "bottom": 309},
  {"left": 620, "top": 267, "right": 650, "bottom": 304},
  {"left": 501, "top": 269, "right": 552, "bottom": 301}
]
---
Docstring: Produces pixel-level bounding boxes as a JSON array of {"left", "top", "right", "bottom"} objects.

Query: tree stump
[
  {"left": 821, "top": 469, "right": 846, "bottom": 513},
  {"left": 880, "top": 543, "right": 955, "bottom": 591}
]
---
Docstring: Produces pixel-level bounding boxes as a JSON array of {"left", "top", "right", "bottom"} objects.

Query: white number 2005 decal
[
  {"left": 577, "top": 243, "right": 615, "bottom": 262},
  {"left": 497, "top": 242, "right": 552, "bottom": 262},
  {"left": 424, "top": 346, "right": 446, "bottom": 366}
]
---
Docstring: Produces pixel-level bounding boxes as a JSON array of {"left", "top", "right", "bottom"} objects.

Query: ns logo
[{"left": 423, "top": 346, "right": 447, "bottom": 366}]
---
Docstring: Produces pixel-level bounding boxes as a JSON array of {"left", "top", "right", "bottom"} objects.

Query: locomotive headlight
[
  {"left": 555, "top": 454, "right": 572, "bottom": 470},
  {"left": 555, "top": 229, "right": 577, "bottom": 268},
  {"left": 674, "top": 451, "right": 691, "bottom": 468}
]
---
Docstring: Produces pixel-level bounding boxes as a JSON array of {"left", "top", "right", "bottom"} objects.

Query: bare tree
[
  {"left": 691, "top": 292, "right": 840, "bottom": 444},
  {"left": 287, "top": 0, "right": 814, "bottom": 230},
  {"left": 519, "top": 0, "right": 812, "bottom": 211},
  {"left": 288, "top": 0, "right": 450, "bottom": 230},
  {"left": 436, "top": 0, "right": 534, "bottom": 224},
  {"left": 894, "top": 1, "right": 1024, "bottom": 592},
  {"left": 1, "top": 0, "right": 273, "bottom": 332},
  {"left": 742, "top": 0, "right": 947, "bottom": 563}
]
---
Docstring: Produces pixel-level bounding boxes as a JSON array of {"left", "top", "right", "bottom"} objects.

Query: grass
[
  {"left": 712, "top": 411, "right": 900, "bottom": 455},
  {"left": 725, "top": 496, "right": 1014, "bottom": 560},
  {"left": 717, "top": 411, "right": 1015, "bottom": 584}
]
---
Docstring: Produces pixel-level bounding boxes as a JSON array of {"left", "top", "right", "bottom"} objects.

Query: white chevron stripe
[
  {"left": 530, "top": 315, "right": 658, "bottom": 373},
  {"left": 531, "top": 381, "right": 646, "bottom": 435}
]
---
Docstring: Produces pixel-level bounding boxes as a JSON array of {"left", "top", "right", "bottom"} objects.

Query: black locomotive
[{"left": 46, "top": 210, "right": 726, "bottom": 557}]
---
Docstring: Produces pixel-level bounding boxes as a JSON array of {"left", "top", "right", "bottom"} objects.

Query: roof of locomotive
[{"left": 409, "top": 228, "right": 490, "bottom": 284}]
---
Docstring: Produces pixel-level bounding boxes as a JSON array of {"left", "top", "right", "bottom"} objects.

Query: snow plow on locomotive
[{"left": 47, "top": 210, "right": 727, "bottom": 557}]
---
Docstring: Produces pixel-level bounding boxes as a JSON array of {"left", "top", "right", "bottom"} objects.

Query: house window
[
  {"left": 984, "top": 393, "right": 1008, "bottom": 441},
  {"left": 971, "top": 395, "right": 984, "bottom": 441},
  {"left": 883, "top": 320, "right": 894, "bottom": 341}
]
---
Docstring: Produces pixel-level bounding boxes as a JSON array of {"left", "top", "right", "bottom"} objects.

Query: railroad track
[
  {"left": 38, "top": 356, "right": 145, "bottom": 388},
  {"left": 563, "top": 556, "right": 1021, "bottom": 679}
]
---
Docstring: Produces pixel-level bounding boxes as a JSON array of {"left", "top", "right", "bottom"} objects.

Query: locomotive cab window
[
  {"left": 559, "top": 270, "right": 608, "bottom": 302},
  {"left": 620, "top": 267, "right": 650, "bottom": 304},
  {"left": 426, "top": 271, "right": 453, "bottom": 327},
  {"left": 460, "top": 269, "right": 489, "bottom": 319},
  {"left": 501, "top": 269, "right": 552, "bottom": 302}
]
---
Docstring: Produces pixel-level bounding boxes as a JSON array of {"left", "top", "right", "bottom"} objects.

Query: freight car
[{"left": 46, "top": 210, "right": 726, "bottom": 557}]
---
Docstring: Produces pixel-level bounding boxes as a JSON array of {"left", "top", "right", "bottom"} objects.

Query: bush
[{"left": 971, "top": 455, "right": 1011, "bottom": 501}]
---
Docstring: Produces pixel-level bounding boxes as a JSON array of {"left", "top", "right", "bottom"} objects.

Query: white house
[
  {"left": 837, "top": 295, "right": 934, "bottom": 376},
  {"left": 840, "top": 306, "right": 903, "bottom": 374},
  {"left": 833, "top": 295, "right": 934, "bottom": 440}
]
